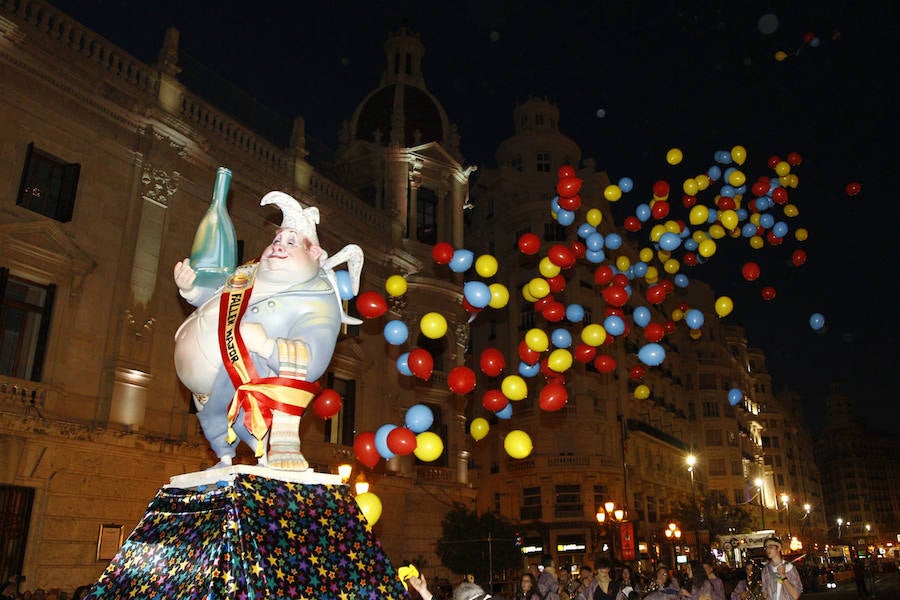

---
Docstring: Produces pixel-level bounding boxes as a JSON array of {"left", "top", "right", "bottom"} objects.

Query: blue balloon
[
  {"left": 768, "top": 180, "right": 781, "bottom": 193},
  {"left": 566, "top": 304, "right": 585, "bottom": 322},
  {"left": 632, "top": 306, "right": 651, "bottom": 328},
  {"left": 741, "top": 223, "right": 757, "bottom": 238},
  {"left": 707, "top": 165, "right": 722, "bottom": 181},
  {"left": 556, "top": 208, "right": 575, "bottom": 226},
  {"left": 624, "top": 267, "right": 635, "bottom": 280},
  {"left": 759, "top": 214, "right": 775, "bottom": 229},
  {"left": 756, "top": 196, "right": 772, "bottom": 211},
  {"left": 707, "top": 209, "right": 719, "bottom": 224},
  {"left": 518, "top": 361, "right": 541, "bottom": 377},
  {"left": 396, "top": 352, "right": 412, "bottom": 376},
  {"left": 674, "top": 273, "right": 690, "bottom": 288},
  {"left": 604, "top": 315, "right": 625, "bottom": 336},
  {"left": 633, "top": 262, "right": 648, "bottom": 277},
  {"left": 550, "top": 196, "right": 561, "bottom": 213},
  {"left": 637, "top": 343, "right": 666, "bottom": 366},
  {"left": 375, "top": 423, "right": 397, "bottom": 459},
  {"left": 586, "top": 231, "right": 605, "bottom": 251},
  {"left": 720, "top": 184, "right": 736, "bottom": 198},
  {"left": 405, "top": 404, "right": 434, "bottom": 433},
  {"left": 464, "top": 280, "right": 492, "bottom": 309},
  {"left": 551, "top": 328, "right": 573, "bottom": 348},
  {"left": 683, "top": 238, "right": 699, "bottom": 252},
  {"left": 334, "top": 270, "right": 355, "bottom": 300},
  {"left": 635, "top": 203, "right": 651, "bottom": 222},
  {"left": 772, "top": 221, "right": 788, "bottom": 238},
  {"left": 618, "top": 177, "right": 634, "bottom": 193},
  {"left": 727, "top": 388, "right": 743, "bottom": 406},
  {"left": 679, "top": 226, "right": 692, "bottom": 238},
  {"left": 658, "top": 232, "right": 682, "bottom": 252},
  {"left": 605, "top": 233, "right": 623, "bottom": 250},
  {"left": 585, "top": 249, "right": 606, "bottom": 264},
  {"left": 735, "top": 184, "right": 747, "bottom": 195},
  {"left": 685, "top": 308, "right": 704, "bottom": 330},
  {"left": 736, "top": 208, "right": 748, "bottom": 221},
  {"left": 714, "top": 150, "right": 732, "bottom": 164},
  {"left": 809, "top": 312, "right": 825, "bottom": 331},
  {"left": 495, "top": 403, "right": 513, "bottom": 420},
  {"left": 577, "top": 223, "right": 596, "bottom": 239},
  {"left": 449, "top": 249, "right": 474, "bottom": 273},
  {"left": 384, "top": 320, "right": 409, "bottom": 345}
]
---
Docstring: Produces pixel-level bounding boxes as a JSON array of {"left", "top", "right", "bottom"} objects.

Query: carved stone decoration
[
  {"left": 454, "top": 321, "right": 469, "bottom": 350},
  {"left": 140, "top": 166, "right": 179, "bottom": 206},
  {"left": 124, "top": 308, "right": 157, "bottom": 339},
  {"left": 387, "top": 294, "right": 407, "bottom": 316}
]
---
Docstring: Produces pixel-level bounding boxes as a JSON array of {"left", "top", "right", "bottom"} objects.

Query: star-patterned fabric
[{"left": 85, "top": 474, "right": 407, "bottom": 599}]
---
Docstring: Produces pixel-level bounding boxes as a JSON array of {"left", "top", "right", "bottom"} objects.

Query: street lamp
[
  {"left": 836, "top": 517, "right": 844, "bottom": 540},
  {"left": 781, "top": 493, "right": 791, "bottom": 539},
  {"left": 755, "top": 478, "right": 765, "bottom": 529},
  {"left": 686, "top": 454, "right": 700, "bottom": 557},
  {"left": 596, "top": 502, "right": 626, "bottom": 561},
  {"left": 664, "top": 522, "right": 682, "bottom": 567}
]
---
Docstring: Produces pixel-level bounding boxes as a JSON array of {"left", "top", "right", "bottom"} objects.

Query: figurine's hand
[
  {"left": 174, "top": 258, "right": 197, "bottom": 292},
  {"left": 405, "top": 574, "right": 431, "bottom": 600},
  {"left": 277, "top": 338, "right": 309, "bottom": 380},
  {"left": 239, "top": 322, "right": 274, "bottom": 357}
]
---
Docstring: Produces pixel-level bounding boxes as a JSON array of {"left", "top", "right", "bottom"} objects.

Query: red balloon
[
  {"left": 461, "top": 298, "right": 482, "bottom": 314},
  {"left": 802, "top": 31, "right": 815, "bottom": 44},
  {"left": 546, "top": 275, "right": 567, "bottom": 294},
  {"left": 594, "top": 266, "right": 614, "bottom": 286},
  {"left": 767, "top": 155, "right": 781, "bottom": 169},
  {"left": 761, "top": 286, "right": 777, "bottom": 301},
  {"left": 604, "top": 306, "right": 624, "bottom": 319},
  {"left": 573, "top": 343, "right": 596, "bottom": 364},
  {"left": 644, "top": 322, "right": 665, "bottom": 343},
  {"left": 570, "top": 241, "right": 586, "bottom": 259},
  {"left": 407, "top": 348, "right": 434, "bottom": 380},
  {"left": 432, "top": 242, "right": 454, "bottom": 265},
  {"left": 354, "top": 431, "right": 380, "bottom": 468},
  {"left": 787, "top": 152, "right": 802, "bottom": 166},
  {"left": 646, "top": 285, "right": 667, "bottom": 305},
  {"left": 482, "top": 389, "right": 508, "bottom": 412},
  {"left": 629, "top": 365, "right": 647, "bottom": 380},
  {"left": 448, "top": 366, "right": 476, "bottom": 394},
  {"left": 716, "top": 197, "right": 736, "bottom": 211},
  {"left": 480, "top": 348, "right": 506, "bottom": 377},
  {"left": 766, "top": 232, "right": 784, "bottom": 246},
  {"left": 356, "top": 291, "right": 388, "bottom": 319},
  {"left": 624, "top": 216, "right": 642, "bottom": 232},
  {"left": 557, "top": 194, "right": 582, "bottom": 211},
  {"left": 845, "top": 182, "right": 862, "bottom": 196},
  {"left": 772, "top": 187, "right": 788, "bottom": 204},
  {"left": 534, "top": 295, "right": 556, "bottom": 312},
  {"left": 547, "top": 244, "right": 576, "bottom": 269},
  {"left": 539, "top": 382, "right": 568, "bottom": 412},
  {"left": 556, "top": 176, "right": 583, "bottom": 198},
  {"left": 602, "top": 285, "right": 629, "bottom": 307},
  {"left": 683, "top": 252, "right": 698, "bottom": 267},
  {"left": 751, "top": 181, "right": 769, "bottom": 197},
  {"left": 663, "top": 320, "right": 676, "bottom": 335},
  {"left": 542, "top": 301, "right": 566, "bottom": 323},
  {"left": 519, "top": 340, "right": 540, "bottom": 364},
  {"left": 652, "top": 180, "right": 670, "bottom": 198},
  {"left": 312, "top": 388, "right": 342, "bottom": 419},
  {"left": 387, "top": 427, "right": 417, "bottom": 456},
  {"left": 558, "top": 165, "right": 577, "bottom": 179},
  {"left": 742, "top": 262, "right": 761, "bottom": 281},
  {"left": 611, "top": 273, "right": 629, "bottom": 288},
  {"left": 791, "top": 249, "right": 807, "bottom": 266},
  {"left": 682, "top": 194, "right": 697, "bottom": 209},
  {"left": 651, "top": 200, "right": 670, "bottom": 220},
  {"left": 593, "top": 354, "right": 617, "bottom": 373},
  {"left": 518, "top": 232, "right": 541, "bottom": 255},
  {"left": 539, "top": 357, "right": 556, "bottom": 378},
  {"left": 659, "top": 279, "right": 674, "bottom": 293}
]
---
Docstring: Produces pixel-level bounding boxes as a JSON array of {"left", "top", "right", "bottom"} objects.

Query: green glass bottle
[{"left": 189, "top": 167, "right": 237, "bottom": 288}]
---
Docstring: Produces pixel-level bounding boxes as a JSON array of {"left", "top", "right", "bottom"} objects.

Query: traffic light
[{"left": 515, "top": 532, "right": 523, "bottom": 548}]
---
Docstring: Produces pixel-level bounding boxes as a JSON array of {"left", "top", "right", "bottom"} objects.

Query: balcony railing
[{"left": 0, "top": 375, "right": 53, "bottom": 413}]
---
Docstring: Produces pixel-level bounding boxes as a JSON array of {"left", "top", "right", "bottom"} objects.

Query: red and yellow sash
[{"left": 217, "top": 266, "right": 319, "bottom": 456}]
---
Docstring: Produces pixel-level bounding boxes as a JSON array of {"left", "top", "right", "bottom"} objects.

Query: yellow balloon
[
  {"left": 795, "top": 228, "right": 809, "bottom": 241},
  {"left": 689, "top": 205, "right": 709, "bottom": 225},
  {"left": 783, "top": 204, "right": 799, "bottom": 218},
  {"left": 774, "top": 160, "right": 791, "bottom": 177},
  {"left": 356, "top": 492, "right": 383, "bottom": 526},
  {"left": 727, "top": 170, "right": 746, "bottom": 187},
  {"left": 586, "top": 208, "right": 603, "bottom": 227},
  {"left": 775, "top": 50, "right": 788, "bottom": 62},
  {"left": 547, "top": 349, "right": 573, "bottom": 373},
  {"left": 720, "top": 209, "right": 739, "bottom": 230},
  {"left": 749, "top": 235, "right": 765, "bottom": 249},
  {"left": 671, "top": 308, "right": 684, "bottom": 322},
  {"left": 649, "top": 224, "right": 667, "bottom": 242},
  {"left": 501, "top": 375, "right": 528, "bottom": 401},
  {"left": 525, "top": 328, "right": 549, "bottom": 352},
  {"left": 521, "top": 285, "right": 537, "bottom": 302},
  {"left": 488, "top": 283, "right": 510, "bottom": 309},
  {"left": 788, "top": 174, "right": 799, "bottom": 188},
  {"left": 682, "top": 177, "right": 699, "bottom": 196},
  {"left": 708, "top": 224, "right": 726, "bottom": 239},
  {"left": 731, "top": 145, "right": 747, "bottom": 165},
  {"left": 581, "top": 323, "right": 607, "bottom": 347},
  {"left": 385, "top": 275, "right": 407, "bottom": 297},
  {"left": 527, "top": 277, "right": 550, "bottom": 299},
  {"left": 504, "top": 430, "right": 533, "bottom": 459},
  {"left": 644, "top": 266, "right": 659, "bottom": 284},
  {"left": 715, "top": 296, "right": 734, "bottom": 318},
  {"left": 778, "top": 174, "right": 791, "bottom": 188},
  {"left": 634, "top": 384, "right": 650, "bottom": 400},
  {"left": 420, "top": 312, "right": 448, "bottom": 339},
  {"left": 692, "top": 230, "right": 709, "bottom": 244},
  {"left": 470, "top": 417, "right": 490, "bottom": 441},
  {"left": 615, "top": 255, "right": 631, "bottom": 272},
  {"left": 664, "top": 220, "right": 681, "bottom": 234},
  {"left": 663, "top": 258, "right": 680, "bottom": 274},
  {"left": 639, "top": 247, "right": 654, "bottom": 263},
  {"left": 698, "top": 239, "right": 717, "bottom": 258},
  {"left": 413, "top": 431, "right": 444, "bottom": 462},
  {"left": 656, "top": 249, "right": 671, "bottom": 263},
  {"left": 695, "top": 174, "right": 711, "bottom": 191},
  {"left": 666, "top": 148, "right": 683, "bottom": 165},
  {"left": 749, "top": 213, "right": 761, "bottom": 226},
  {"left": 604, "top": 185, "right": 622, "bottom": 202},
  {"left": 539, "top": 257, "right": 561, "bottom": 278},
  {"left": 475, "top": 254, "right": 498, "bottom": 278},
  {"left": 690, "top": 328, "right": 702, "bottom": 340}
]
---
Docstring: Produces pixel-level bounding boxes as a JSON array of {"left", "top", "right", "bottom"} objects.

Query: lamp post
[
  {"left": 596, "top": 501, "right": 626, "bottom": 562},
  {"left": 664, "top": 522, "right": 682, "bottom": 567},
  {"left": 781, "top": 493, "right": 791, "bottom": 540},
  {"left": 686, "top": 454, "right": 699, "bottom": 557},
  {"left": 836, "top": 517, "right": 844, "bottom": 541},
  {"left": 755, "top": 478, "right": 765, "bottom": 530}
]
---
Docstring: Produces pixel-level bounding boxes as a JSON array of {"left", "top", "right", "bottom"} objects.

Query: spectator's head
[
  {"left": 580, "top": 565, "right": 594, "bottom": 582},
  {"left": 454, "top": 582, "right": 489, "bottom": 600},
  {"left": 595, "top": 557, "right": 612, "bottom": 574},
  {"left": 763, "top": 536, "right": 783, "bottom": 561},
  {"left": 520, "top": 573, "right": 537, "bottom": 592},
  {"left": 541, "top": 554, "right": 555, "bottom": 568}
]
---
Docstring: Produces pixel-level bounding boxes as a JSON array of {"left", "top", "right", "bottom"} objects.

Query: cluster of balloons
[
  {"left": 353, "top": 404, "right": 445, "bottom": 469},
  {"left": 773, "top": 29, "right": 837, "bottom": 62}
]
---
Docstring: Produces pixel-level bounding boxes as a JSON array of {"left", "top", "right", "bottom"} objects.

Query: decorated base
[{"left": 85, "top": 471, "right": 407, "bottom": 599}]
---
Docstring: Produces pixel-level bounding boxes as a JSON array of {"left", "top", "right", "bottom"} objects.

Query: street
[{"left": 803, "top": 572, "right": 899, "bottom": 598}]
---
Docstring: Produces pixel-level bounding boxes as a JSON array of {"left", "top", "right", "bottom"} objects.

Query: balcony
[{"left": 505, "top": 454, "right": 615, "bottom": 473}]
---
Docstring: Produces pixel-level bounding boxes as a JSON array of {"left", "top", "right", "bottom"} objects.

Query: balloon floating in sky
[
  {"left": 809, "top": 312, "right": 825, "bottom": 331},
  {"left": 504, "top": 430, "right": 533, "bottom": 459},
  {"left": 727, "top": 388, "right": 743, "bottom": 406}
]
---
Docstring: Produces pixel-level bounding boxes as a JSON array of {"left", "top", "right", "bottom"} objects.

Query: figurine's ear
[{"left": 308, "top": 244, "right": 324, "bottom": 261}]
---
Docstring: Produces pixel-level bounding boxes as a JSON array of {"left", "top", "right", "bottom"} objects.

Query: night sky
[{"left": 46, "top": 0, "right": 898, "bottom": 434}]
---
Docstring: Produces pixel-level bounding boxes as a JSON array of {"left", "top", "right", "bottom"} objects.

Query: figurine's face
[{"left": 259, "top": 228, "right": 322, "bottom": 285}]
